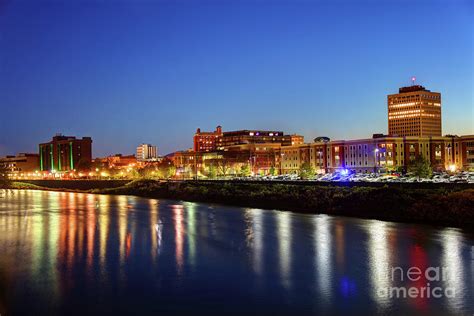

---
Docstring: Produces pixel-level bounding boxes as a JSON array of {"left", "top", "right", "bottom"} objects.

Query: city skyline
[{"left": 1, "top": 0, "right": 473, "bottom": 157}]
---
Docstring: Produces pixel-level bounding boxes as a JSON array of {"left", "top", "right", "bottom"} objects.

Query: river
[{"left": 0, "top": 190, "right": 473, "bottom": 315}]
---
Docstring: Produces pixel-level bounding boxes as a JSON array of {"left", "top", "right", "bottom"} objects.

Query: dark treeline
[{"left": 97, "top": 180, "right": 474, "bottom": 229}]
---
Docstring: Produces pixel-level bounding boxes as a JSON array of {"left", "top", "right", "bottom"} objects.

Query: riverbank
[
  {"left": 97, "top": 180, "right": 474, "bottom": 229},
  {"left": 4, "top": 180, "right": 474, "bottom": 229}
]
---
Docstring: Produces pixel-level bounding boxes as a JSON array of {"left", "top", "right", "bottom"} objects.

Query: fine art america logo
[{"left": 377, "top": 266, "right": 455, "bottom": 299}]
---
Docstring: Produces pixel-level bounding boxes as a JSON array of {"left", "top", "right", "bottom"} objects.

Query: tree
[
  {"left": 408, "top": 156, "right": 432, "bottom": 179},
  {"left": 206, "top": 164, "right": 217, "bottom": 179},
  {"left": 76, "top": 158, "right": 92, "bottom": 171},
  {"left": 157, "top": 158, "right": 176, "bottom": 179},
  {"left": 240, "top": 164, "right": 251, "bottom": 177},
  {"left": 0, "top": 164, "right": 10, "bottom": 187},
  {"left": 299, "top": 162, "right": 315, "bottom": 180},
  {"left": 217, "top": 158, "right": 231, "bottom": 177},
  {"left": 139, "top": 165, "right": 158, "bottom": 179},
  {"left": 269, "top": 165, "right": 276, "bottom": 176},
  {"left": 126, "top": 168, "right": 140, "bottom": 179}
]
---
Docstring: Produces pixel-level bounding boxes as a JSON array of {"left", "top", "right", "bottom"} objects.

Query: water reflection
[
  {"left": 0, "top": 190, "right": 473, "bottom": 316},
  {"left": 149, "top": 199, "right": 159, "bottom": 261},
  {"left": 314, "top": 215, "right": 332, "bottom": 305},
  {"left": 246, "top": 208, "right": 264, "bottom": 276},
  {"left": 443, "top": 230, "right": 465, "bottom": 312},
  {"left": 276, "top": 212, "right": 292, "bottom": 290},
  {"left": 172, "top": 204, "right": 185, "bottom": 274},
  {"left": 99, "top": 195, "right": 110, "bottom": 268},
  {"left": 117, "top": 195, "right": 129, "bottom": 268},
  {"left": 185, "top": 202, "right": 197, "bottom": 268},
  {"left": 367, "top": 221, "right": 392, "bottom": 310}
]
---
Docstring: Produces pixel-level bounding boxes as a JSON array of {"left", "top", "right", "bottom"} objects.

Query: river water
[{"left": 0, "top": 190, "right": 473, "bottom": 315}]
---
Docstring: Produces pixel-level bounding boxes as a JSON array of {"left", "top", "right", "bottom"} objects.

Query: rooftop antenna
[{"left": 411, "top": 76, "right": 416, "bottom": 86}]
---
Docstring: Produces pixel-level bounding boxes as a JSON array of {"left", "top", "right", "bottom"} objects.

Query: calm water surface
[{"left": 0, "top": 190, "right": 473, "bottom": 315}]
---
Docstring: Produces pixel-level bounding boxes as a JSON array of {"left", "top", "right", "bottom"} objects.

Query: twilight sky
[{"left": 0, "top": 0, "right": 472, "bottom": 157}]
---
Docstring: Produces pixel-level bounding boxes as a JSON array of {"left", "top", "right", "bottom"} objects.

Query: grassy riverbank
[
  {"left": 4, "top": 180, "right": 474, "bottom": 229},
  {"left": 95, "top": 180, "right": 474, "bottom": 229}
]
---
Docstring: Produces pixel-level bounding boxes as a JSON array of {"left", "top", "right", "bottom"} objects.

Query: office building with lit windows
[
  {"left": 221, "top": 130, "right": 303, "bottom": 147},
  {"left": 193, "top": 126, "right": 304, "bottom": 152},
  {"left": 39, "top": 135, "right": 92, "bottom": 172},
  {"left": 388, "top": 85, "right": 441, "bottom": 137},
  {"left": 136, "top": 143, "right": 158, "bottom": 161},
  {"left": 193, "top": 126, "right": 223, "bottom": 152}
]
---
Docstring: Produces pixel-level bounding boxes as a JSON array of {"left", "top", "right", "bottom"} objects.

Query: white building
[{"left": 136, "top": 144, "right": 158, "bottom": 161}]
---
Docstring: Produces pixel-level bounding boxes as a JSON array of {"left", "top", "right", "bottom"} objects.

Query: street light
[{"left": 448, "top": 164, "right": 456, "bottom": 173}]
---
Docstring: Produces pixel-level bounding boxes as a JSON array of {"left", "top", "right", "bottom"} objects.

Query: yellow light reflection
[
  {"left": 86, "top": 195, "right": 96, "bottom": 270},
  {"left": 246, "top": 208, "right": 264, "bottom": 276},
  {"left": 368, "top": 221, "right": 391, "bottom": 309},
  {"left": 117, "top": 195, "right": 128, "bottom": 264},
  {"left": 276, "top": 212, "right": 292, "bottom": 290},
  {"left": 172, "top": 205, "right": 185, "bottom": 274},
  {"left": 98, "top": 195, "right": 110, "bottom": 269},
  {"left": 442, "top": 230, "right": 465, "bottom": 313},
  {"left": 314, "top": 215, "right": 332, "bottom": 304},
  {"left": 185, "top": 202, "right": 196, "bottom": 268},
  {"left": 149, "top": 199, "right": 160, "bottom": 261}
]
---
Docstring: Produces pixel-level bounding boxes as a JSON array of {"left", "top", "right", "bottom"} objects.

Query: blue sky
[{"left": 0, "top": 0, "right": 472, "bottom": 157}]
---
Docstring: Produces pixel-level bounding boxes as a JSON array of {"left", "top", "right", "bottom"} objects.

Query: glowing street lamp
[{"left": 448, "top": 164, "right": 457, "bottom": 173}]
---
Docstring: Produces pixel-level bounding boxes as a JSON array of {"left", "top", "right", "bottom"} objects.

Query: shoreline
[{"left": 4, "top": 180, "right": 474, "bottom": 230}]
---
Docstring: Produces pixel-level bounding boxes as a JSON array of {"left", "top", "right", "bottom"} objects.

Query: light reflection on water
[
  {"left": 277, "top": 212, "right": 292, "bottom": 290},
  {"left": 0, "top": 190, "right": 473, "bottom": 315},
  {"left": 443, "top": 231, "right": 465, "bottom": 313},
  {"left": 368, "top": 221, "right": 392, "bottom": 310},
  {"left": 314, "top": 215, "right": 332, "bottom": 308}
]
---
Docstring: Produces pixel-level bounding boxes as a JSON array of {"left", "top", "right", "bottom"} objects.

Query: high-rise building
[
  {"left": 136, "top": 144, "right": 158, "bottom": 161},
  {"left": 39, "top": 134, "right": 92, "bottom": 172},
  {"left": 388, "top": 85, "right": 441, "bottom": 137},
  {"left": 193, "top": 126, "right": 223, "bottom": 152}
]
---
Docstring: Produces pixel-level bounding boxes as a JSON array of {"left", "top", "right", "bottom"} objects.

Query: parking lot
[{"left": 235, "top": 171, "right": 474, "bottom": 184}]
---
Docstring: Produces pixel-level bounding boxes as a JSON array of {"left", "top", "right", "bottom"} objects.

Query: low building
[
  {"left": 456, "top": 135, "right": 474, "bottom": 171},
  {"left": 39, "top": 135, "right": 92, "bottom": 172},
  {"left": 170, "top": 142, "right": 282, "bottom": 178},
  {"left": 280, "top": 134, "right": 473, "bottom": 174},
  {"left": 224, "top": 143, "right": 282, "bottom": 175},
  {"left": 0, "top": 153, "right": 40, "bottom": 174},
  {"left": 281, "top": 142, "right": 327, "bottom": 174},
  {"left": 103, "top": 154, "right": 137, "bottom": 169},
  {"left": 168, "top": 150, "right": 201, "bottom": 177}
]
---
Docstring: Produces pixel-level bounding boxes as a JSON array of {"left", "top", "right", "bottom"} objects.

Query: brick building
[
  {"left": 39, "top": 135, "right": 92, "bottom": 172},
  {"left": 0, "top": 153, "right": 40, "bottom": 174},
  {"left": 193, "top": 126, "right": 223, "bottom": 152}
]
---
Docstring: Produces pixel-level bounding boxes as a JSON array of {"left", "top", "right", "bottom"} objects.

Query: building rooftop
[
  {"left": 398, "top": 85, "right": 430, "bottom": 93},
  {"left": 223, "top": 130, "right": 284, "bottom": 136}
]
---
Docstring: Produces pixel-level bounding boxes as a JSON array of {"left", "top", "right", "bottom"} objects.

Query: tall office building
[
  {"left": 136, "top": 144, "right": 158, "bottom": 161},
  {"left": 387, "top": 85, "right": 441, "bottom": 137}
]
